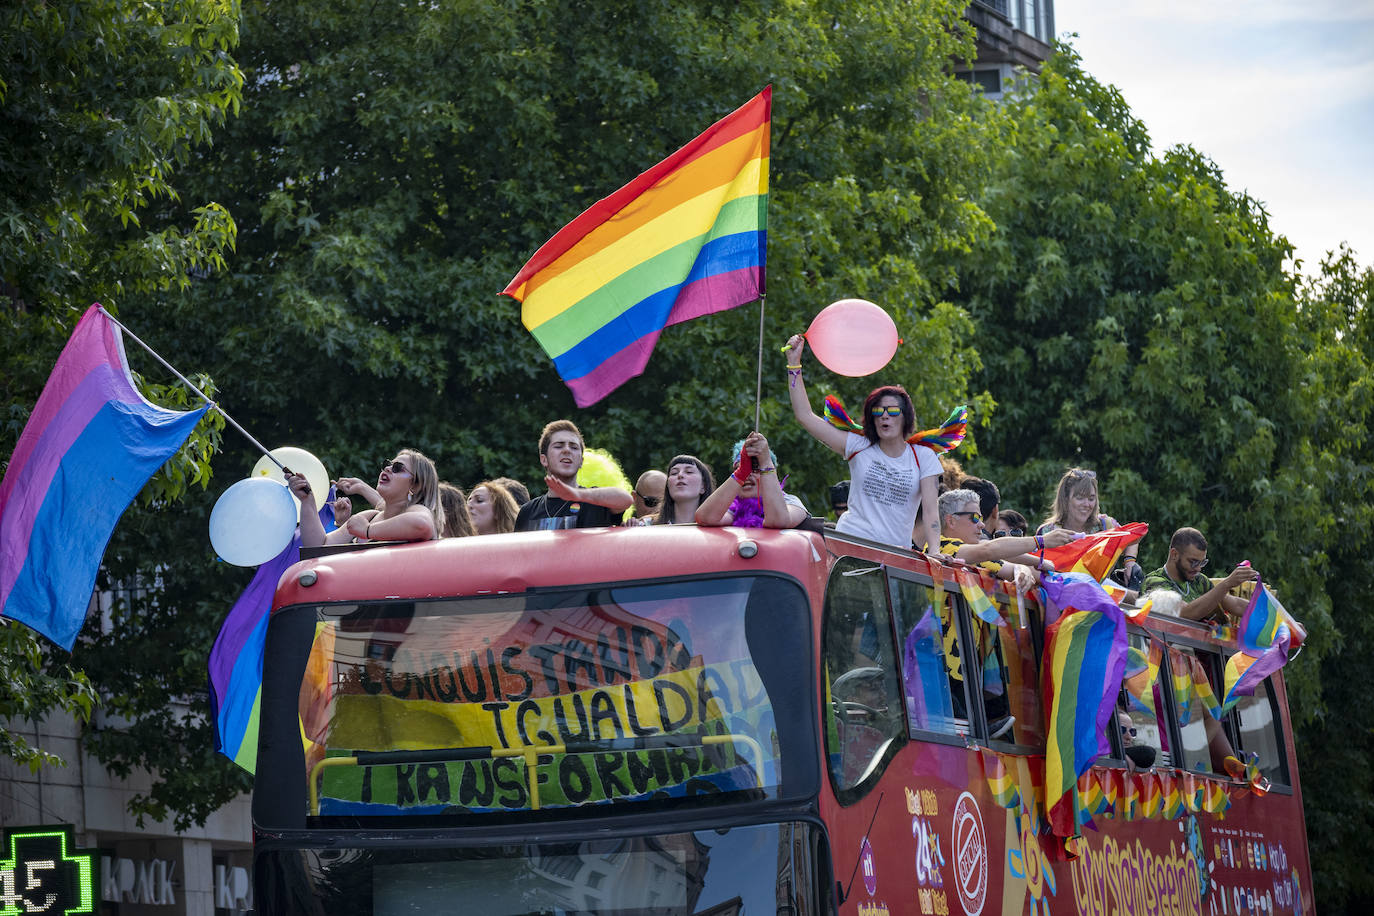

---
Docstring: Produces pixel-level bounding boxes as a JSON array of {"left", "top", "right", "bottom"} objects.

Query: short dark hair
[
  {"left": 538, "top": 419, "right": 582, "bottom": 458},
  {"left": 860, "top": 386, "right": 915, "bottom": 443},
  {"left": 999, "top": 508, "right": 1028, "bottom": 532},
  {"left": 960, "top": 476, "right": 1001, "bottom": 519},
  {"left": 830, "top": 480, "right": 850, "bottom": 510},
  {"left": 1170, "top": 527, "right": 1207, "bottom": 553}
]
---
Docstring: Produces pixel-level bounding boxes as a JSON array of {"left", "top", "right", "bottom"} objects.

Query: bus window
[
  {"left": 992, "top": 595, "right": 1044, "bottom": 748},
  {"left": 888, "top": 575, "right": 960, "bottom": 738},
  {"left": 294, "top": 576, "right": 806, "bottom": 819},
  {"left": 823, "top": 557, "right": 904, "bottom": 797},
  {"left": 1232, "top": 675, "right": 1290, "bottom": 787},
  {"left": 1166, "top": 645, "right": 1231, "bottom": 774},
  {"left": 1120, "top": 631, "right": 1166, "bottom": 768}
]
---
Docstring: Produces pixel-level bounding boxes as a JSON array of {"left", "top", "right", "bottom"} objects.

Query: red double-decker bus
[{"left": 252, "top": 523, "right": 1312, "bottom": 915}]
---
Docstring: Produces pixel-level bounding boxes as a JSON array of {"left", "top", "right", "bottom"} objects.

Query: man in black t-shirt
[{"left": 514, "top": 419, "right": 633, "bottom": 531}]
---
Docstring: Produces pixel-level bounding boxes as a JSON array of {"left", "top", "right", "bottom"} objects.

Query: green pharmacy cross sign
[{"left": 0, "top": 826, "right": 97, "bottom": 916}]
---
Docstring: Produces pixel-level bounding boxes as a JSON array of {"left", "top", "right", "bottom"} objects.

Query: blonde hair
[
  {"left": 398, "top": 449, "right": 442, "bottom": 537},
  {"left": 1042, "top": 466, "right": 1104, "bottom": 533},
  {"left": 471, "top": 480, "right": 519, "bottom": 535}
]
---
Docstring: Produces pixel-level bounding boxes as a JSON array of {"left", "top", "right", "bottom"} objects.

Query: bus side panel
[{"left": 821, "top": 738, "right": 1314, "bottom": 916}]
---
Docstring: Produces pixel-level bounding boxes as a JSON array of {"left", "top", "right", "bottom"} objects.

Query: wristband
[
  {"left": 758, "top": 466, "right": 776, "bottom": 474},
  {"left": 1035, "top": 534, "right": 1044, "bottom": 550},
  {"left": 785, "top": 364, "right": 802, "bottom": 371}
]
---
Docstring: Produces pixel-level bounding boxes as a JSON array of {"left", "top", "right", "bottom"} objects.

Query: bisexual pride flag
[
  {"left": 504, "top": 89, "right": 770, "bottom": 407},
  {"left": 0, "top": 305, "right": 207, "bottom": 649}
]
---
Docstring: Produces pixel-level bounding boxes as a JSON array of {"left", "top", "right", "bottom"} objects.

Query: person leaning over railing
[
  {"left": 1141, "top": 527, "right": 1260, "bottom": 622},
  {"left": 695, "top": 431, "right": 808, "bottom": 529},
  {"left": 1038, "top": 466, "right": 1142, "bottom": 589},
  {"left": 938, "top": 488, "right": 1075, "bottom": 592},
  {"left": 288, "top": 449, "right": 441, "bottom": 546}
]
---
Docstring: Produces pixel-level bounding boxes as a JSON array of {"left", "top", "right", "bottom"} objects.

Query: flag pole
[
  {"left": 754, "top": 294, "right": 766, "bottom": 431},
  {"left": 96, "top": 306, "right": 286, "bottom": 471}
]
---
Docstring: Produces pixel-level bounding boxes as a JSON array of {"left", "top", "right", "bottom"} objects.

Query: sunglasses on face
[
  {"left": 635, "top": 492, "right": 662, "bottom": 508},
  {"left": 992, "top": 528, "right": 1026, "bottom": 539},
  {"left": 951, "top": 510, "right": 984, "bottom": 525},
  {"left": 382, "top": 460, "right": 412, "bottom": 475},
  {"left": 1181, "top": 555, "right": 1209, "bottom": 570},
  {"left": 1120, "top": 725, "right": 1138, "bottom": 738},
  {"left": 870, "top": 406, "right": 903, "bottom": 417}
]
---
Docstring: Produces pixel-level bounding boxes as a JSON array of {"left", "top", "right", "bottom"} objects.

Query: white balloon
[
  {"left": 209, "top": 477, "right": 298, "bottom": 567},
  {"left": 251, "top": 446, "right": 329, "bottom": 513}
]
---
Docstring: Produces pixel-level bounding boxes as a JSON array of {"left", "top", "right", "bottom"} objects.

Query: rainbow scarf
[
  {"left": 1038, "top": 523, "right": 1147, "bottom": 583},
  {"left": 1040, "top": 572, "right": 1128, "bottom": 837},
  {"left": 822, "top": 397, "right": 969, "bottom": 454},
  {"left": 1222, "top": 577, "right": 1291, "bottom": 711},
  {"left": 504, "top": 89, "right": 770, "bottom": 407},
  {"left": 0, "top": 305, "right": 207, "bottom": 649}
]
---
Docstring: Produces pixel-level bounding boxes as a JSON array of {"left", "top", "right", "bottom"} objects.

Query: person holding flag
[
  {"left": 1038, "top": 467, "right": 1142, "bottom": 588},
  {"left": 1142, "top": 527, "right": 1260, "bottom": 622}
]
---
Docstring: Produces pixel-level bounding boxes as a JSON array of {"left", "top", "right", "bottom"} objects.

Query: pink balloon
[{"left": 805, "top": 299, "right": 900, "bottom": 377}]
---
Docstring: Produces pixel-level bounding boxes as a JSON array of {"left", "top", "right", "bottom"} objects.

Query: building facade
[
  {"left": 961, "top": 0, "right": 1057, "bottom": 97},
  {"left": 0, "top": 712, "right": 253, "bottom": 916}
]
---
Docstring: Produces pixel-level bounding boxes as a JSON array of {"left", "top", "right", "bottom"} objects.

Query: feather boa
[{"left": 728, "top": 475, "right": 790, "bottom": 528}]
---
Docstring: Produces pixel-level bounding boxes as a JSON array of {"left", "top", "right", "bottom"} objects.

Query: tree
[
  {"left": 76, "top": 0, "right": 998, "bottom": 824},
  {"left": 0, "top": 0, "right": 241, "bottom": 773},
  {"left": 1285, "top": 245, "right": 1374, "bottom": 910}
]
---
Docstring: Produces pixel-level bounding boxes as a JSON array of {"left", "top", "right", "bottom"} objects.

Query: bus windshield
[{"left": 291, "top": 575, "right": 808, "bottom": 820}]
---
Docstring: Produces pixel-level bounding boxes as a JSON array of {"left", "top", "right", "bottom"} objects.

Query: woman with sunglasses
[
  {"left": 289, "top": 450, "right": 441, "bottom": 546},
  {"left": 1038, "top": 466, "right": 1140, "bottom": 584},
  {"left": 785, "top": 334, "right": 941, "bottom": 551}
]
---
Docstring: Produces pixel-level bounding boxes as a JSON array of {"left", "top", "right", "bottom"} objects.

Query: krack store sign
[{"left": 0, "top": 825, "right": 98, "bottom": 916}]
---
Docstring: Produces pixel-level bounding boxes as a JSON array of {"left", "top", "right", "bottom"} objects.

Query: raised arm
[
  {"left": 747, "top": 432, "right": 807, "bottom": 528},
  {"left": 287, "top": 471, "right": 328, "bottom": 547},
  {"left": 786, "top": 334, "right": 850, "bottom": 455},
  {"left": 695, "top": 460, "right": 748, "bottom": 526},
  {"left": 545, "top": 474, "right": 634, "bottom": 513}
]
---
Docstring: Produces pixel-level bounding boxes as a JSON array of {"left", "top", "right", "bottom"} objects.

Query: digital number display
[{"left": 0, "top": 825, "right": 97, "bottom": 916}]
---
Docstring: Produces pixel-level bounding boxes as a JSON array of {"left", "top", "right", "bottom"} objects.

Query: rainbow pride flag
[
  {"left": 504, "top": 89, "right": 770, "bottom": 407},
  {"left": 1222, "top": 578, "right": 1291, "bottom": 711},
  {"left": 209, "top": 497, "right": 334, "bottom": 772},
  {"left": 1040, "top": 522, "right": 1147, "bottom": 583},
  {"left": 1041, "top": 572, "right": 1127, "bottom": 836},
  {"left": 0, "top": 305, "right": 207, "bottom": 649},
  {"left": 980, "top": 749, "right": 1020, "bottom": 810}
]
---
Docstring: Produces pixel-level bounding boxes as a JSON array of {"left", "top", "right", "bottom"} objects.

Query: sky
[{"left": 1052, "top": 0, "right": 1374, "bottom": 276}]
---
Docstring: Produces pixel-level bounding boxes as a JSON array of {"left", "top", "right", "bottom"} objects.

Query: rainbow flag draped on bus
[
  {"left": 0, "top": 305, "right": 207, "bottom": 649},
  {"left": 503, "top": 88, "right": 770, "bottom": 407},
  {"left": 1040, "top": 571, "right": 1128, "bottom": 837}
]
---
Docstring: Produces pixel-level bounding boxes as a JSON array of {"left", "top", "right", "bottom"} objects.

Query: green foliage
[
  {"left": 1284, "top": 246, "right": 1374, "bottom": 908},
  {"left": 0, "top": 0, "right": 240, "bottom": 781}
]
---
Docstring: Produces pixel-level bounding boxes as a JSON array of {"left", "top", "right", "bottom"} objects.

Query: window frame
[{"left": 885, "top": 567, "right": 974, "bottom": 749}]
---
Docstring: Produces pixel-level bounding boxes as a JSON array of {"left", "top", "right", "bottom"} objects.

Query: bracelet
[
  {"left": 366, "top": 521, "right": 372, "bottom": 538},
  {"left": 759, "top": 466, "right": 776, "bottom": 474},
  {"left": 785, "top": 364, "right": 802, "bottom": 371},
  {"left": 1035, "top": 534, "right": 1044, "bottom": 550}
]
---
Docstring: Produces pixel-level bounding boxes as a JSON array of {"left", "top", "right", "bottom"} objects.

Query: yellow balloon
[{"left": 251, "top": 447, "right": 330, "bottom": 513}]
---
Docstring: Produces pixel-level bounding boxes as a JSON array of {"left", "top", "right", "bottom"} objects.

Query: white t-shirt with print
[{"left": 834, "top": 432, "right": 941, "bottom": 549}]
